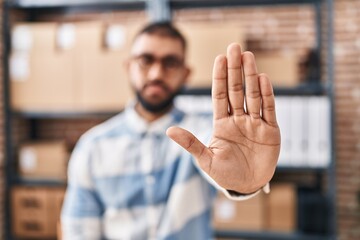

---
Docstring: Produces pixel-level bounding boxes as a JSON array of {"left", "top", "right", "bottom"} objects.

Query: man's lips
[{"left": 144, "top": 83, "right": 169, "bottom": 96}]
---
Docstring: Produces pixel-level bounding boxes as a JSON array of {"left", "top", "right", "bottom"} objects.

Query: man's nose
[{"left": 147, "top": 62, "right": 165, "bottom": 81}]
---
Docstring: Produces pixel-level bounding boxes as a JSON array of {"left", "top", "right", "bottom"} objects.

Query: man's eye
[
  {"left": 139, "top": 55, "right": 154, "bottom": 66},
  {"left": 164, "top": 58, "right": 182, "bottom": 69}
]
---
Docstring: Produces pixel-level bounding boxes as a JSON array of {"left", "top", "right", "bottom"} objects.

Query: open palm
[{"left": 167, "top": 43, "right": 281, "bottom": 194}]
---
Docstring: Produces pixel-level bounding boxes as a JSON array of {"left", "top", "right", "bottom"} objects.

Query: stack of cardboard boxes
[
  {"left": 10, "top": 21, "right": 301, "bottom": 113},
  {"left": 12, "top": 141, "right": 69, "bottom": 238},
  {"left": 10, "top": 21, "right": 143, "bottom": 112},
  {"left": 11, "top": 187, "right": 65, "bottom": 238},
  {"left": 177, "top": 21, "right": 300, "bottom": 88}
]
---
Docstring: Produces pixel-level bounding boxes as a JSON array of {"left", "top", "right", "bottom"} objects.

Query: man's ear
[{"left": 183, "top": 65, "right": 192, "bottom": 86}]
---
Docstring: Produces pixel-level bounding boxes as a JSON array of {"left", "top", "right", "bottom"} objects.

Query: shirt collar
[{"left": 124, "top": 101, "right": 185, "bottom": 135}]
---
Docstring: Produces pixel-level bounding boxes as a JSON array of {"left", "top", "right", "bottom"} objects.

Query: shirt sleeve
[{"left": 61, "top": 138, "right": 104, "bottom": 240}]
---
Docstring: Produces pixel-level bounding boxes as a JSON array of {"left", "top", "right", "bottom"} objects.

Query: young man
[{"left": 61, "top": 22, "right": 281, "bottom": 239}]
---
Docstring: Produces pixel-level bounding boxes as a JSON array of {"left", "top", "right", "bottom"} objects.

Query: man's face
[{"left": 127, "top": 34, "right": 190, "bottom": 113}]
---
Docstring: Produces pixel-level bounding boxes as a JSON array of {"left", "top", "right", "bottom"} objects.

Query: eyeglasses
[{"left": 131, "top": 53, "right": 185, "bottom": 73}]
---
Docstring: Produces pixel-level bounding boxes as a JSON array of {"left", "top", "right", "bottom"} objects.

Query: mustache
[{"left": 143, "top": 80, "right": 170, "bottom": 92}]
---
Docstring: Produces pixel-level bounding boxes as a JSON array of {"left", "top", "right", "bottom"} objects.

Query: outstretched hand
[{"left": 167, "top": 43, "right": 281, "bottom": 194}]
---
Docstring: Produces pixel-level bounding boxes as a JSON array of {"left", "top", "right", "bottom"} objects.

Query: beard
[{"left": 135, "top": 81, "right": 183, "bottom": 113}]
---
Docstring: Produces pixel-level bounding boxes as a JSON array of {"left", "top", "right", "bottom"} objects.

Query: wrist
[{"left": 227, "top": 183, "right": 270, "bottom": 197}]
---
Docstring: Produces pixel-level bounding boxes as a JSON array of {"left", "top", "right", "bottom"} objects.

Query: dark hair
[{"left": 134, "top": 21, "right": 187, "bottom": 51}]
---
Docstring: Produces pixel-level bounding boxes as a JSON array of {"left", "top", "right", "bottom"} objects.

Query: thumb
[{"left": 166, "top": 126, "right": 211, "bottom": 161}]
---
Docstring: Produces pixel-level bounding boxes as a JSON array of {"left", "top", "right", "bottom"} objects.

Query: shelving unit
[{"left": 2, "top": 0, "right": 336, "bottom": 239}]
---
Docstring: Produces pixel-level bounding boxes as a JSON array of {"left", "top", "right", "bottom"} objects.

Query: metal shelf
[
  {"left": 214, "top": 230, "right": 330, "bottom": 240},
  {"left": 14, "top": 238, "right": 56, "bottom": 240},
  {"left": 12, "top": 177, "right": 67, "bottom": 187},
  {"left": 12, "top": 110, "right": 119, "bottom": 119},
  {"left": 8, "top": 0, "right": 321, "bottom": 10},
  {"left": 274, "top": 84, "right": 326, "bottom": 96},
  {"left": 276, "top": 165, "right": 328, "bottom": 173},
  {"left": 8, "top": 0, "right": 145, "bottom": 8},
  {"left": 7, "top": 0, "right": 146, "bottom": 13},
  {"left": 170, "top": 0, "right": 321, "bottom": 9},
  {"left": 182, "top": 83, "right": 326, "bottom": 96}
]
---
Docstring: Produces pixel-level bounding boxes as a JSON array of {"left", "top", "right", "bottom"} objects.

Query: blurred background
[{"left": 0, "top": 0, "right": 359, "bottom": 239}]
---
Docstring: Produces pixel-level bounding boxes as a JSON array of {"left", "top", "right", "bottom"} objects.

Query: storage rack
[{"left": 2, "top": 0, "right": 335, "bottom": 239}]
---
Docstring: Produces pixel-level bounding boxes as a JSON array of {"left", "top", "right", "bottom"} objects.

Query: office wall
[{"left": 334, "top": 0, "right": 360, "bottom": 239}]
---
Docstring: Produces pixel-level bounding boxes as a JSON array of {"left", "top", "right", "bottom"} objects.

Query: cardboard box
[
  {"left": 266, "top": 183, "right": 297, "bottom": 232},
  {"left": 13, "top": 215, "right": 50, "bottom": 239},
  {"left": 18, "top": 141, "right": 69, "bottom": 181},
  {"left": 176, "top": 22, "right": 245, "bottom": 88},
  {"left": 10, "top": 21, "right": 140, "bottom": 112},
  {"left": 77, "top": 52, "right": 134, "bottom": 111},
  {"left": 73, "top": 22, "right": 140, "bottom": 111},
  {"left": 48, "top": 188, "right": 66, "bottom": 236},
  {"left": 213, "top": 191, "right": 265, "bottom": 231},
  {"left": 10, "top": 23, "right": 76, "bottom": 111},
  {"left": 10, "top": 51, "right": 76, "bottom": 111},
  {"left": 255, "top": 52, "right": 300, "bottom": 87},
  {"left": 11, "top": 187, "right": 65, "bottom": 238}
]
